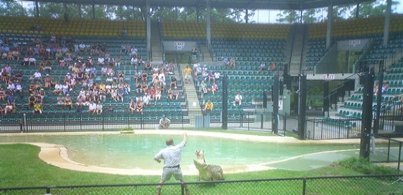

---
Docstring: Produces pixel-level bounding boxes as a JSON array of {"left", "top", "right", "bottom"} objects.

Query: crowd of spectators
[{"left": 0, "top": 34, "right": 182, "bottom": 116}]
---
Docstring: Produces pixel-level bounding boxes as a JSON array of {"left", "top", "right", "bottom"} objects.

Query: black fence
[
  {"left": 0, "top": 111, "right": 285, "bottom": 132},
  {"left": 306, "top": 118, "right": 362, "bottom": 140},
  {"left": 0, "top": 112, "right": 189, "bottom": 132},
  {"left": 1, "top": 175, "right": 402, "bottom": 195},
  {"left": 371, "top": 136, "right": 403, "bottom": 172}
]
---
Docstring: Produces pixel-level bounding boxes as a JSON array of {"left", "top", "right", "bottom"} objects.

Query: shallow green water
[{"left": 0, "top": 134, "right": 359, "bottom": 169}]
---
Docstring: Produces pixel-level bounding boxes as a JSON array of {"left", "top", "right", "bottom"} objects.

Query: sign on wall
[
  {"left": 337, "top": 39, "right": 369, "bottom": 51},
  {"left": 163, "top": 41, "right": 197, "bottom": 52}
]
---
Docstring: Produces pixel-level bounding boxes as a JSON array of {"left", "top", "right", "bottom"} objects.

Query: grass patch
[
  {"left": 339, "top": 157, "right": 399, "bottom": 175},
  {"left": 0, "top": 144, "right": 401, "bottom": 194}
]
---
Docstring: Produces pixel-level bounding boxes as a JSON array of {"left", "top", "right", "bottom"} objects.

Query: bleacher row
[
  {"left": 0, "top": 16, "right": 145, "bottom": 37},
  {"left": 0, "top": 32, "right": 188, "bottom": 123},
  {"left": 337, "top": 57, "right": 403, "bottom": 120},
  {"left": 0, "top": 15, "right": 403, "bottom": 127}
]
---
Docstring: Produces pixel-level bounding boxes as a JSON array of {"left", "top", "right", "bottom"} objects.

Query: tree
[
  {"left": 302, "top": 9, "right": 318, "bottom": 23},
  {"left": 0, "top": 0, "right": 29, "bottom": 16},
  {"left": 351, "top": 0, "right": 400, "bottom": 18},
  {"left": 276, "top": 10, "right": 300, "bottom": 23}
]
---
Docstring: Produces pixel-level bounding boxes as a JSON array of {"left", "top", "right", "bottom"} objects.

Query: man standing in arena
[{"left": 154, "top": 134, "right": 189, "bottom": 195}]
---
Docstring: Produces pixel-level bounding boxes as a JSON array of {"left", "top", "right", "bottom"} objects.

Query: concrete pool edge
[{"left": 0, "top": 130, "right": 362, "bottom": 176}]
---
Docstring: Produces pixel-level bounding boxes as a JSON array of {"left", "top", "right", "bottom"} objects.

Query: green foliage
[
  {"left": 339, "top": 157, "right": 398, "bottom": 175},
  {"left": 0, "top": 0, "right": 29, "bottom": 16},
  {"left": 276, "top": 10, "right": 300, "bottom": 23}
]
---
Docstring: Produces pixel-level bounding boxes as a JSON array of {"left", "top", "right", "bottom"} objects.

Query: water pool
[{"left": 0, "top": 132, "right": 359, "bottom": 173}]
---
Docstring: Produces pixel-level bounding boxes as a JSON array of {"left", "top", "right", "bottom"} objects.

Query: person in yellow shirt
[
  {"left": 203, "top": 100, "right": 214, "bottom": 113},
  {"left": 183, "top": 65, "right": 192, "bottom": 84}
]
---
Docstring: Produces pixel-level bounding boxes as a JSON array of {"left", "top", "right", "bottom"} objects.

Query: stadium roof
[{"left": 27, "top": 0, "right": 372, "bottom": 10}]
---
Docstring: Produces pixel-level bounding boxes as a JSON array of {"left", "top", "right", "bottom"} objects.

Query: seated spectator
[
  {"left": 28, "top": 56, "right": 36, "bottom": 66},
  {"left": 33, "top": 101, "right": 43, "bottom": 114},
  {"left": 0, "top": 87, "right": 6, "bottom": 101},
  {"left": 155, "top": 88, "right": 162, "bottom": 101},
  {"left": 170, "top": 76, "right": 177, "bottom": 89},
  {"left": 96, "top": 101, "right": 103, "bottom": 115},
  {"left": 159, "top": 115, "right": 171, "bottom": 129},
  {"left": 207, "top": 71, "right": 215, "bottom": 83},
  {"left": 7, "top": 92, "right": 15, "bottom": 104},
  {"left": 203, "top": 100, "right": 214, "bottom": 113},
  {"left": 64, "top": 94, "right": 73, "bottom": 109},
  {"left": 88, "top": 101, "right": 97, "bottom": 114},
  {"left": 211, "top": 82, "right": 218, "bottom": 94},
  {"left": 135, "top": 99, "right": 144, "bottom": 114},
  {"left": 129, "top": 99, "right": 136, "bottom": 113},
  {"left": 144, "top": 62, "right": 152, "bottom": 71},
  {"left": 143, "top": 92, "right": 151, "bottom": 105},
  {"left": 229, "top": 57, "right": 236, "bottom": 68},
  {"left": 167, "top": 88, "right": 174, "bottom": 100},
  {"left": 234, "top": 92, "right": 243, "bottom": 106},
  {"left": 4, "top": 102, "right": 14, "bottom": 114},
  {"left": 172, "top": 89, "right": 179, "bottom": 100},
  {"left": 57, "top": 96, "right": 65, "bottom": 107},
  {"left": 200, "top": 80, "right": 208, "bottom": 94},
  {"left": 223, "top": 58, "right": 229, "bottom": 66},
  {"left": 269, "top": 62, "right": 276, "bottom": 71},
  {"left": 30, "top": 70, "right": 42, "bottom": 82},
  {"left": 258, "top": 62, "right": 266, "bottom": 72},
  {"left": 44, "top": 74, "right": 53, "bottom": 89},
  {"left": 53, "top": 82, "right": 63, "bottom": 95},
  {"left": 0, "top": 105, "right": 3, "bottom": 115},
  {"left": 22, "top": 56, "right": 29, "bottom": 66}
]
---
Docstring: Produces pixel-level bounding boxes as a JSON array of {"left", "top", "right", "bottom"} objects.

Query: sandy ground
[{"left": 0, "top": 130, "right": 363, "bottom": 176}]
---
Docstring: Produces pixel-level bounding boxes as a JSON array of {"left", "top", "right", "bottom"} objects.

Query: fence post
[
  {"left": 240, "top": 113, "right": 243, "bottom": 128},
  {"left": 102, "top": 114, "right": 105, "bottom": 131},
  {"left": 181, "top": 183, "right": 185, "bottom": 195},
  {"left": 23, "top": 113, "right": 27, "bottom": 132},
  {"left": 321, "top": 121, "right": 323, "bottom": 140},
  {"left": 141, "top": 113, "right": 144, "bottom": 129},
  {"left": 260, "top": 114, "right": 263, "bottom": 129},
  {"left": 181, "top": 112, "right": 184, "bottom": 129},
  {"left": 283, "top": 114, "right": 287, "bottom": 136},
  {"left": 247, "top": 112, "right": 250, "bottom": 131},
  {"left": 127, "top": 115, "right": 130, "bottom": 129},
  {"left": 387, "top": 138, "right": 391, "bottom": 162},
  {"left": 302, "top": 178, "right": 307, "bottom": 195},
  {"left": 312, "top": 120, "right": 315, "bottom": 140},
  {"left": 45, "top": 187, "right": 51, "bottom": 195},
  {"left": 63, "top": 114, "right": 66, "bottom": 132}
]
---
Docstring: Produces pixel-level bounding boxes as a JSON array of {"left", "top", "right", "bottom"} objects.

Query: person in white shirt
[
  {"left": 88, "top": 102, "right": 97, "bottom": 114},
  {"left": 143, "top": 93, "right": 151, "bottom": 105},
  {"left": 159, "top": 115, "right": 171, "bottom": 129},
  {"left": 154, "top": 134, "right": 189, "bottom": 195},
  {"left": 234, "top": 92, "right": 242, "bottom": 106}
]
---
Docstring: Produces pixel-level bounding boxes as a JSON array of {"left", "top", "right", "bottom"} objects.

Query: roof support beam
[
  {"left": 146, "top": 0, "right": 151, "bottom": 60},
  {"left": 383, "top": 0, "right": 391, "bottom": 46},
  {"left": 326, "top": 4, "right": 333, "bottom": 49},
  {"left": 35, "top": 0, "right": 39, "bottom": 17},
  {"left": 206, "top": 0, "right": 211, "bottom": 48}
]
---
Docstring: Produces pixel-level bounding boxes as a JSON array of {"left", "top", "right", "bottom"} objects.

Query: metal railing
[
  {"left": 371, "top": 136, "right": 403, "bottom": 172},
  {"left": 306, "top": 118, "right": 362, "bottom": 140},
  {"left": 1, "top": 175, "right": 402, "bottom": 195},
  {"left": 0, "top": 112, "right": 189, "bottom": 132}
]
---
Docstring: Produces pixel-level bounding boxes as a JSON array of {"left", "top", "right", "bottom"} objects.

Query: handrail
[
  {"left": 324, "top": 73, "right": 360, "bottom": 99},
  {"left": 351, "top": 39, "right": 375, "bottom": 73}
]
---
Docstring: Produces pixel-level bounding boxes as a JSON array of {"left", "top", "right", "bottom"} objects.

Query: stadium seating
[{"left": 0, "top": 16, "right": 145, "bottom": 37}]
